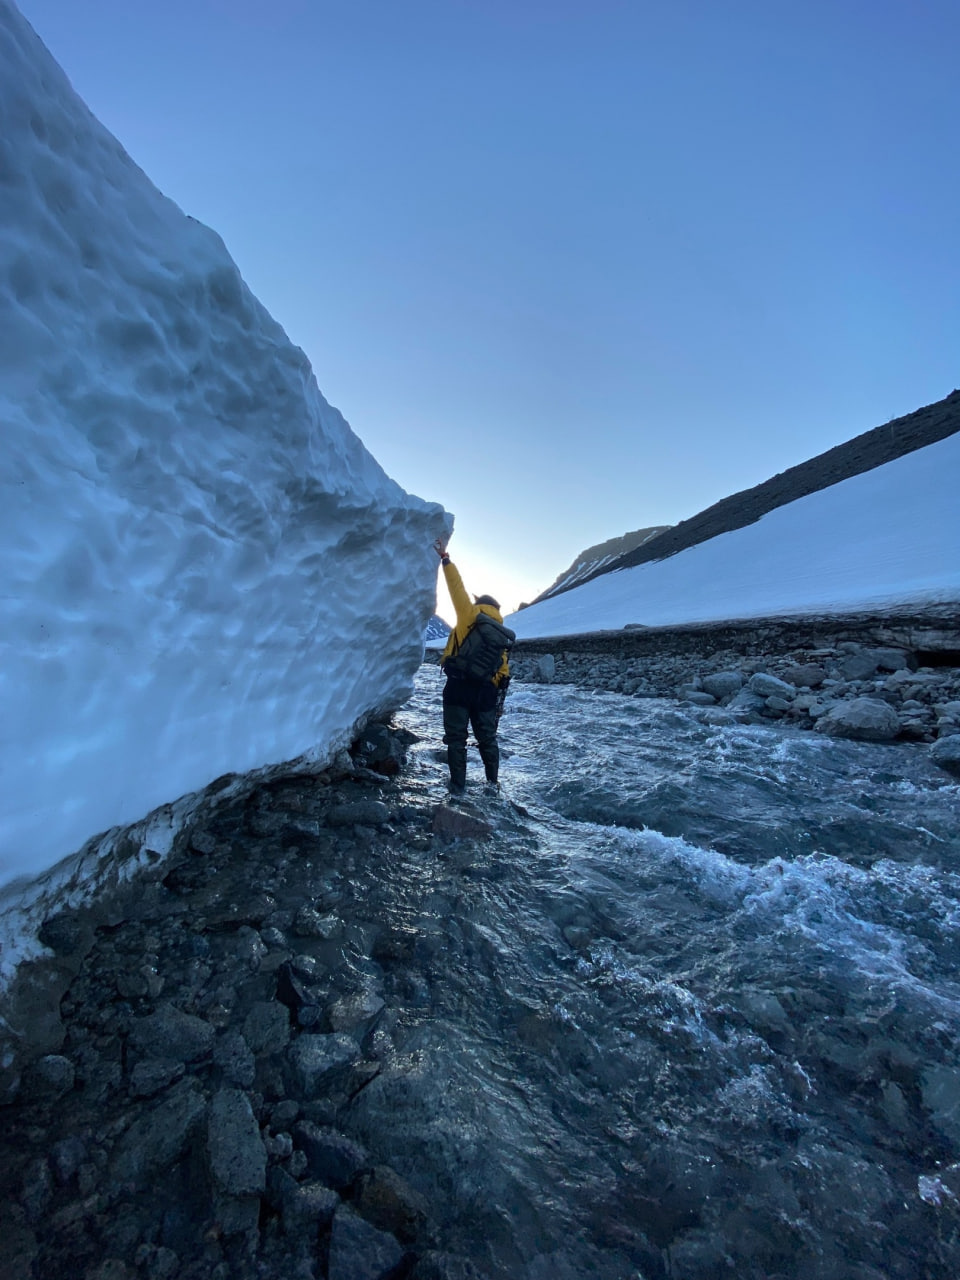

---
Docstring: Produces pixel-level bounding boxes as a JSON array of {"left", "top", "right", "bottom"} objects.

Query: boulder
[
  {"left": 747, "top": 672, "right": 796, "bottom": 700},
  {"left": 726, "top": 689, "right": 766, "bottom": 717},
  {"left": 782, "top": 664, "right": 826, "bottom": 688},
  {"left": 432, "top": 805, "right": 493, "bottom": 840},
  {"left": 294, "top": 1123, "right": 369, "bottom": 1191},
  {"left": 869, "top": 647, "right": 916, "bottom": 672},
  {"left": 129, "top": 1057, "right": 185, "bottom": 1098},
  {"left": 921, "top": 1065, "right": 960, "bottom": 1148},
  {"left": 207, "top": 1088, "right": 267, "bottom": 1197},
  {"left": 700, "top": 670, "right": 744, "bottom": 700},
  {"left": 20, "top": 1054, "right": 75, "bottom": 1101},
  {"left": 815, "top": 697, "right": 901, "bottom": 742},
  {"left": 537, "top": 654, "right": 556, "bottom": 682},
  {"left": 110, "top": 1080, "right": 207, "bottom": 1189},
  {"left": 328, "top": 801, "right": 391, "bottom": 827},
  {"left": 353, "top": 1164, "right": 430, "bottom": 1242},
  {"left": 930, "top": 735, "right": 960, "bottom": 776},
  {"left": 128, "top": 1003, "right": 214, "bottom": 1063},
  {"left": 328, "top": 1205, "right": 404, "bottom": 1280},
  {"left": 288, "top": 1034, "right": 360, "bottom": 1097},
  {"left": 840, "top": 651, "right": 879, "bottom": 681},
  {"left": 243, "top": 1000, "right": 291, "bottom": 1055}
]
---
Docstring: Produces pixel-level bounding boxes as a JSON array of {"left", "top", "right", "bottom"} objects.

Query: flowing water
[{"left": 353, "top": 667, "right": 960, "bottom": 1279}]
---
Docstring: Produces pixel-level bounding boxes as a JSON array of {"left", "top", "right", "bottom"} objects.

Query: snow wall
[{"left": 0, "top": 0, "right": 450, "bottom": 893}]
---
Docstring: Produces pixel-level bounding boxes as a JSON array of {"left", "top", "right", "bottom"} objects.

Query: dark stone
[
  {"left": 327, "top": 1205, "right": 404, "bottom": 1280},
  {"left": 431, "top": 805, "right": 493, "bottom": 840},
  {"left": 243, "top": 1000, "right": 291, "bottom": 1055},
  {"left": 840, "top": 651, "right": 880, "bottom": 681},
  {"left": 700, "top": 670, "right": 744, "bottom": 699},
  {"left": 931, "top": 734, "right": 960, "bottom": 776},
  {"left": 815, "top": 698, "right": 901, "bottom": 742},
  {"left": 275, "top": 962, "right": 311, "bottom": 1011},
  {"left": 328, "top": 801, "right": 391, "bottom": 827},
  {"left": 747, "top": 672, "right": 796, "bottom": 700},
  {"left": 189, "top": 829, "right": 218, "bottom": 855},
  {"left": 281, "top": 1179, "right": 340, "bottom": 1230},
  {"left": 20, "top": 1053, "right": 75, "bottom": 1100},
  {"left": 37, "top": 912, "right": 88, "bottom": 956},
  {"left": 354, "top": 1164, "right": 430, "bottom": 1243},
  {"left": 293, "top": 1122, "right": 369, "bottom": 1191},
  {"left": 213, "top": 1031, "right": 256, "bottom": 1087},
  {"left": 129, "top": 1057, "right": 185, "bottom": 1098},
  {"left": 782, "top": 663, "right": 826, "bottom": 688},
  {"left": 110, "top": 1079, "right": 207, "bottom": 1190},
  {"left": 51, "top": 1134, "right": 88, "bottom": 1185},
  {"left": 288, "top": 1034, "right": 360, "bottom": 1097},
  {"left": 207, "top": 1088, "right": 267, "bottom": 1196},
  {"left": 128, "top": 1003, "right": 214, "bottom": 1063},
  {"left": 409, "top": 1253, "right": 490, "bottom": 1280}
]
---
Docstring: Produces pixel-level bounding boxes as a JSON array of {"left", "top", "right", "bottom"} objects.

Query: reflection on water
[{"left": 360, "top": 667, "right": 960, "bottom": 1278}]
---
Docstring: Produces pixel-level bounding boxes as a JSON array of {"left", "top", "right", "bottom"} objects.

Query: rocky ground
[
  {"left": 505, "top": 633, "right": 960, "bottom": 774},
  {"left": 0, "top": 725, "right": 487, "bottom": 1280}
]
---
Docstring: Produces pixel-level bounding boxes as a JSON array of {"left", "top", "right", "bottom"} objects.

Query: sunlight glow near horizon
[{"left": 16, "top": 0, "right": 960, "bottom": 613}]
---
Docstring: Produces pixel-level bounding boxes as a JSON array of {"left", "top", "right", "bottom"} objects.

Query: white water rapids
[{"left": 357, "top": 666, "right": 960, "bottom": 1278}]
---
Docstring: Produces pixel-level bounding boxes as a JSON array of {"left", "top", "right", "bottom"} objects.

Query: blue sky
[{"left": 17, "top": 0, "right": 960, "bottom": 612}]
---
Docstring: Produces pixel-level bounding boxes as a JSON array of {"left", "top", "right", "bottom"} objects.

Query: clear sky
[{"left": 16, "top": 0, "right": 960, "bottom": 614}]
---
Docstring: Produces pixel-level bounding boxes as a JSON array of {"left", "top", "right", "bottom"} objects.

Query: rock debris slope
[{"left": 0, "top": 0, "right": 449, "bottom": 892}]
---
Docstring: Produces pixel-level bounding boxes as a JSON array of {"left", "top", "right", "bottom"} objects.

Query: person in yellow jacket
[{"left": 433, "top": 538, "right": 511, "bottom": 795}]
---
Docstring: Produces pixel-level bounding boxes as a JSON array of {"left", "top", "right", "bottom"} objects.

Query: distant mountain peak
[{"left": 531, "top": 526, "right": 671, "bottom": 604}]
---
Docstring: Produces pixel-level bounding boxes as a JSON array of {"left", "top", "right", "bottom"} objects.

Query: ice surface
[
  {"left": 0, "top": 0, "right": 449, "bottom": 890},
  {"left": 508, "top": 431, "right": 960, "bottom": 638}
]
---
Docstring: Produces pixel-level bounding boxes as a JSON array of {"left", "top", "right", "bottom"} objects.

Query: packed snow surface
[
  {"left": 508, "top": 432, "right": 960, "bottom": 638},
  {"left": 0, "top": 0, "right": 448, "bottom": 890}
]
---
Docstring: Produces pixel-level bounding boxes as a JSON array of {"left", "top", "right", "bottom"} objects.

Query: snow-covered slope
[
  {"left": 507, "top": 432, "right": 960, "bottom": 638},
  {"left": 0, "top": 0, "right": 449, "bottom": 890}
]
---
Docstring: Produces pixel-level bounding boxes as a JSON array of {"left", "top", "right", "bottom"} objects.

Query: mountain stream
[{"left": 377, "top": 666, "right": 960, "bottom": 1278}]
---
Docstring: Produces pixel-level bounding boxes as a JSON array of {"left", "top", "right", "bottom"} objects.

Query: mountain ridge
[{"left": 542, "top": 389, "right": 960, "bottom": 600}]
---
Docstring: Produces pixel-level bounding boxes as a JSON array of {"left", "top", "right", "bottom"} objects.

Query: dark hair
[{"left": 474, "top": 594, "right": 501, "bottom": 610}]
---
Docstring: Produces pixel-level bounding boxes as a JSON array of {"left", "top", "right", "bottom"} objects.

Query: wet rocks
[
  {"left": 931, "top": 734, "right": 960, "bottom": 776},
  {"left": 295, "top": 1123, "right": 370, "bottom": 1191},
  {"left": 328, "top": 1204, "right": 405, "bottom": 1280},
  {"left": 288, "top": 1033, "right": 361, "bottom": 1097},
  {"left": 432, "top": 804, "right": 494, "bottom": 840},
  {"left": 328, "top": 800, "right": 391, "bottom": 827},
  {"left": 921, "top": 1065, "right": 960, "bottom": 1148},
  {"left": 815, "top": 697, "right": 902, "bottom": 741},
  {"left": 509, "top": 630, "right": 960, "bottom": 747}
]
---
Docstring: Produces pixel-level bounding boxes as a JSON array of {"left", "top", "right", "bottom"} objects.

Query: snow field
[{"left": 507, "top": 431, "right": 960, "bottom": 637}]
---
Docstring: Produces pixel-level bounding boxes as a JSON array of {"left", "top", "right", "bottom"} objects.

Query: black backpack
[{"left": 443, "top": 612, "right": 515, "bottom": 682}]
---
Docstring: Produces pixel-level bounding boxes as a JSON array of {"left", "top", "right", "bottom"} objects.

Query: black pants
[{"left": 442, "top": 676, "right": 499, "bottom": 788}]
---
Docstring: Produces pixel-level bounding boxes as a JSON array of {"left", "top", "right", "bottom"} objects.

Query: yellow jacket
[{"left": 439, "top": 559, "right": 510, "bottom": 685}]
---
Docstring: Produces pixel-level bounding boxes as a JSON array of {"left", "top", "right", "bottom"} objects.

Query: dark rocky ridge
[
  {"left": 551, "top": 389, "right": 960, "bottom": 597},
  {"left": 529, "top": 524, "right": 670, "bottom": 604}
]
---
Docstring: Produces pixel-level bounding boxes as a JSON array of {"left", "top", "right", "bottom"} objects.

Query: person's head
[{"left": 474, "top": 594, "right": 500, "bottom": 611}]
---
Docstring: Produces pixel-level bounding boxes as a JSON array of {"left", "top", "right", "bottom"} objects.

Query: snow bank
[
  {"left": 0, "top": 0, "right": 449, "bottom": 891},
  {"left": 508, "top": 432, "right": 960, "bottom": 638}
]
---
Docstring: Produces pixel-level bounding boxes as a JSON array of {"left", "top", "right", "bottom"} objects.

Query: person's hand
[{"left": 433, "top": 538, "right": 447, "bottom": 559}]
